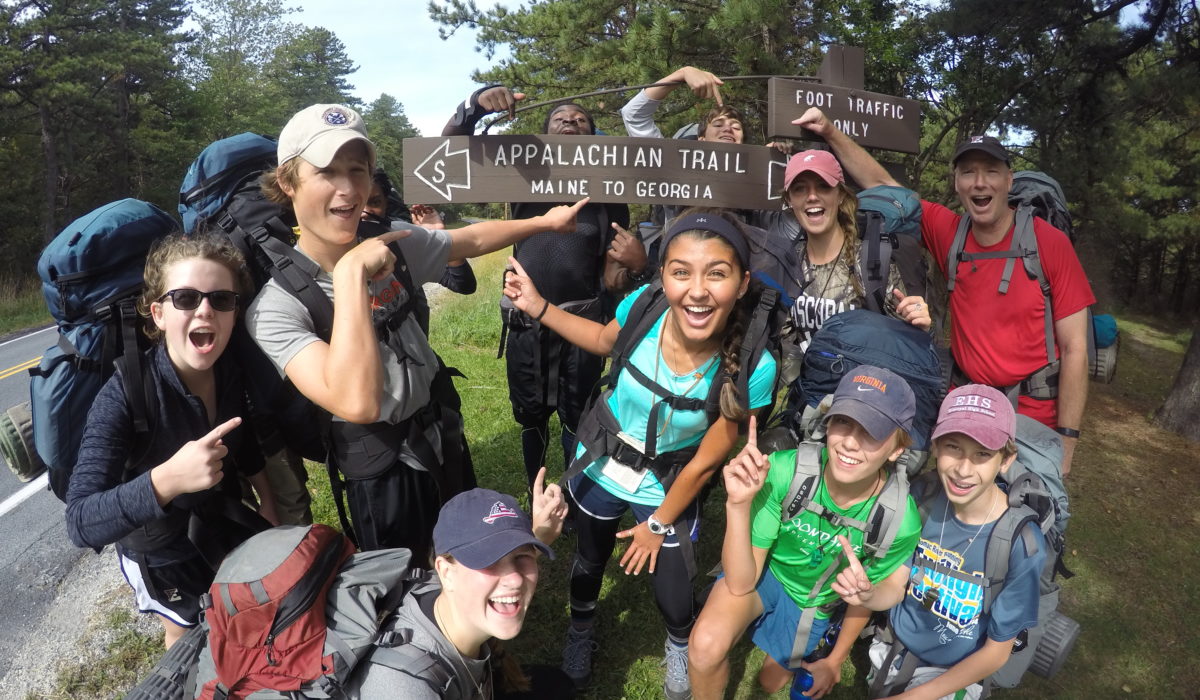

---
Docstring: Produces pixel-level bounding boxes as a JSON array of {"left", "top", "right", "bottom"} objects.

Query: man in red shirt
[{"left": 794, "top": 109, "right": 1094, "bottom": 475}]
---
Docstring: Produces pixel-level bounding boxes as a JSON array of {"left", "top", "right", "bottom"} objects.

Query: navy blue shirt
[{"left": 65, "top": 345, "right": 264, "bottom": 566}]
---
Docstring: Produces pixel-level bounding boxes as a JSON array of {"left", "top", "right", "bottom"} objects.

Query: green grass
[
  {"left": 0, "top": 274, "right": 50, "bottom": 337},
  {"left": 42, "top": 255, "right": 1198, "bottom": 698}
]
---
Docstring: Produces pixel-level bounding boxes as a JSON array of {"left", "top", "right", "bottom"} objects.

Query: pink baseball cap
[
  {"left": 783, "top": 150, "right": 844, "bottom": 190},
  {"left": 931, "top": 384, "right": 1016, "bottom": 450}
]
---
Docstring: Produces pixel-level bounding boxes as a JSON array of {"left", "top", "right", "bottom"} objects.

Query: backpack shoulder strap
[
  {"left": 862, "top": 468, "right": 909, "bottom": 560},
  {"left": 611, "top": 280, "right": 667, "bottom": 372},
  {"left": 1011, "top": 206, "right": 1055, "bottom": 362},
  {"left": 718, "top": 286, "right": 779, "bottom": 422},
  {"left": 855, "top": 210, "right": 893, "bottom": 314},
  {"left": 781, "top": 442, "right": 824, "bottom": 523},
  {"left": 945, "top": 214, "right": 973, "bottom": 293},
  {"left": 113, "top": 351, "right": 158, "bottom": 474},
  {"left": 231, "top": 220, "right": 337, "bottom": 343},
  {"left": 369, "top": 633, "right": 460, "bottom": 698},
  {"left": 981, "top": 504, "right": 1039, "bottom": 614}
]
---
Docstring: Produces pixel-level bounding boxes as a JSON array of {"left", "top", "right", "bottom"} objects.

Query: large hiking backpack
[
  {"left": 777, "top": 441, "right": 912, "bottom": 667},
  {"left": 947, "top": 170, "right": 1116, "bottom": 398},
  {"left": 179, "top": 134, "right": 468, "bottom": 548},
  {"left": 179, "top": 133, "right": 335, "bottom": 464},
  {"left": 854, "top": 185, "right": 926, "bottom": 312},
  {"left": 125, "top": 524, "right": 421, "bottom": 700},
  {"left": 793, "top": 309, "right": 944, "bottom": 474},
  {"left": 28, "top": 199, "right": 176, "bottom": 500},
  {"left": 879, "top": 415, "right": 1078, "bottom": 697}
]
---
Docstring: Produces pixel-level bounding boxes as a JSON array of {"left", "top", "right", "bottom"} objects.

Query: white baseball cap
[{"left": 277, "top": 104, "right": 376, "bottom": 168}]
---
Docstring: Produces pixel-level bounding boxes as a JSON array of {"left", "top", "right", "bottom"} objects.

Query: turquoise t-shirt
[{"left": 580, "top": 284, "right": 778, "bottom": 506}]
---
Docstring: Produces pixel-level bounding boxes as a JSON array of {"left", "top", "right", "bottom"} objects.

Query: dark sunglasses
[{"left": 157, "top": 288, "right": 240, "bottom": 312}]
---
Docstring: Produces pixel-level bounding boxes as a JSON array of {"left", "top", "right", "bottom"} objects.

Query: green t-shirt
[{"left": 749, "top": 448, "right": 922, "bottom": 610}]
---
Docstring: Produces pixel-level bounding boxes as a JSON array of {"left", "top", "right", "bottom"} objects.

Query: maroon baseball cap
[
  {"left": 931, "top": 384, "right": 1015, "bottom": 450},
  {"left": 784, "top": 150, "right": 844, "bottom": 191}
]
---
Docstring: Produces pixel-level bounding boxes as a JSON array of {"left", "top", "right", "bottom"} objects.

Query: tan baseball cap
[{"left": 277, "top": 104, "right": 376, "bottom": 168}]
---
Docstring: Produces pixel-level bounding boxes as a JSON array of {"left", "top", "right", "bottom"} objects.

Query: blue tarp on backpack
[
  {"left": 179, "top": 133, "right": 277, "bottom": 234},
  {"left": 856, "top": 184, "right": 922, "bottom": 239},
  {"left": 1092, "top": 313, "right": 1118, "bottom": 349},
  {"left": 30, "top": 199, "right": 176, "bottom": 499},
  {"left": 800, "top": 309, "right": 943, "bottom": 451}
]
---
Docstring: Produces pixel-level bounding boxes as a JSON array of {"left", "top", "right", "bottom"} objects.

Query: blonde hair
[
  {"left": 139, "top": 233, "right": 252, "bottom": 343},
  {"left": 259, "top": 159, "right": 304, "bottom": 206}
]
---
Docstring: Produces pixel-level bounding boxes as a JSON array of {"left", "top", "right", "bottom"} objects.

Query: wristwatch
[
  {"left": 1054, "top": 427, "right": 1081, "bottom": 439},
  {"left": 646, "top": 514, "right": 674, "bottom": 536}
]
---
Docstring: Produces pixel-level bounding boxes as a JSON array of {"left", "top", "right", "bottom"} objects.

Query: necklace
[
  {"left": 433, "top": 597, "right": 490, "bottom": 699},
  {"left": 808, "top": 469, "right": 883, "bottom": 566},
  {"left": 799, "top": 235, "right": 848, "bottom": 301},
  {"left": 652, "top": 319, "right": 717, "bottom": 440},
  {"left": 923, "top": 490, "right": 1002, "bottom": 611}
]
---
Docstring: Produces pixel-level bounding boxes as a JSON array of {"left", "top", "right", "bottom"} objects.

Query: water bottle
[{"left": 790, "top": 667, "right": 814, "bottom": 699}]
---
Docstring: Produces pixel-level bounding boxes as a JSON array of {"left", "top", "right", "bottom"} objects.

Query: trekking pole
[{"left": 479, "top": 75, "right": 821, "bottom": 134}]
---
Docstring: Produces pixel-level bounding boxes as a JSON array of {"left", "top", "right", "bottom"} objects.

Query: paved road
[{"left": 0, "top": 326, "right": 90, "bottom": 683}]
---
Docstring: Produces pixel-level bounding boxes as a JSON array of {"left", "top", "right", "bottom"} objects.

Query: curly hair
[{"left": 138, "top": 232, "right": 253, "bottom": 343}]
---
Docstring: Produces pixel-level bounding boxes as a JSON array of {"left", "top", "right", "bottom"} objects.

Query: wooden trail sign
[
  {"left": 766, "top": 77, "right": 921, "bottom": 154},
  {"left": 402, "top": 135, "right": 788, "bottom": 209}
]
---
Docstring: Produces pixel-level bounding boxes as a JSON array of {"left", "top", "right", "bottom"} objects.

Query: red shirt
[{"left": 922, "top": 201, "right": 1095, "bottom": 427}]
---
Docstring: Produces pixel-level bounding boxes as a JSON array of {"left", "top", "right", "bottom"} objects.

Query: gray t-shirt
[
  {"left": 246, "top": 225, "right": 452, "bottom": 424},
  {"left": 350, "top": 582, "right": 492, "bottom": 699}
]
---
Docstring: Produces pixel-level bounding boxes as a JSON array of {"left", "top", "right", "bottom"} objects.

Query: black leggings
[
  {"left": 568, "top": 505, "right": 696, "bottom": 640},
  {"left": 506, "top": 326, "right": 604, "bottom": 486}
]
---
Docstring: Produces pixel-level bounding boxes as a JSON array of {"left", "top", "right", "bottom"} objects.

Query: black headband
[{"left": 662, "top": 213, "right": 750, "bottom": 270}]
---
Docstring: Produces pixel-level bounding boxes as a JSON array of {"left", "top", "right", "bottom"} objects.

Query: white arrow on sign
[
  {"left": 766, "top": 159, "right": 787, "bottom": 201},
  {"left": 414, "top": 140, "right": 471, "bottom": 201}
]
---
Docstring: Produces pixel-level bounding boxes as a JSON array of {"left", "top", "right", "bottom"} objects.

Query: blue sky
[{"left": 289, "top": 1, "right": 511, "bottom": 136}]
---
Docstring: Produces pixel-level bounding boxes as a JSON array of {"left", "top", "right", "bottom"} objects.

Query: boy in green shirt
[{"left": 690, "top": 366, "right": 923, "bottom": 698}]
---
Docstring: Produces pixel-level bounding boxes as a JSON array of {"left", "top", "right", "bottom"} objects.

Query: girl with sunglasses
[{"left": 66, "top": 233, "right": 278, "bottom": 649}]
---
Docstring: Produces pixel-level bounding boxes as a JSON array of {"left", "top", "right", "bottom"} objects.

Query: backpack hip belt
[{"left": 950, "top": 359, "right": 1059, "bottom": 409}]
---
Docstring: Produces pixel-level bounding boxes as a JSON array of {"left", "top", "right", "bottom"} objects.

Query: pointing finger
[
  {"left": 837, "top": 535, "right": 867, "bottom": 578},
  {"left": 533, "top": 466, "right": 547, "bottom": 499},
  {"left": 508, "top": 256, "right": 529, "bottom": 278},
  {"left": 374, "top": 228, "right": 413, "bottom": 245},
  {"left": 204, "top": 417, "right": 242, "bottom": 443}
]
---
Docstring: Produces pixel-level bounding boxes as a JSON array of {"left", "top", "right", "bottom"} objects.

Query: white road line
[
  {"left": 0, "top": 326, "right": 53, "bottom": 350},
  {"left": 0, "top": 472, "right": 48, "bottom": 518}
]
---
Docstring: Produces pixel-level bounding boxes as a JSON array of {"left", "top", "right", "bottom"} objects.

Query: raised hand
[
  {"left": 606, "top": 222, "right": 647, "bottom": 273},
  {"left": 531, "top": 466, "right": 568, "bottom": 545},
  {"left": 792, "top": 107, "right": 833, "bottom": 138},
  {"left": 341, "top": 228, "right": 412, "bottom": 281},
  {"left": 538, "top": 197, "right": 589, "bottom": 233},
  {"left": 677, "top": 66, "right": 725, "bottom": 105},
  {"left": 410, "top": 204, "right": 445, "bottom": 229},
  {"left": 893, "top": 289, "right": 932, "bottom": 330},
  {"left": 723, "top": 415, "right": 771, "bottom": 506},
  {"left": 153, "top": 417, "right": 241, "bottom": 505},
  {"left": 477, "top": 86, "right": 525, "bottom": 121},
  {"left": 831, "top": 534, "right": 875, "bottom": 606},
  {"left": 502, "top": 256, "right": 547, "bottom": 317}
]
